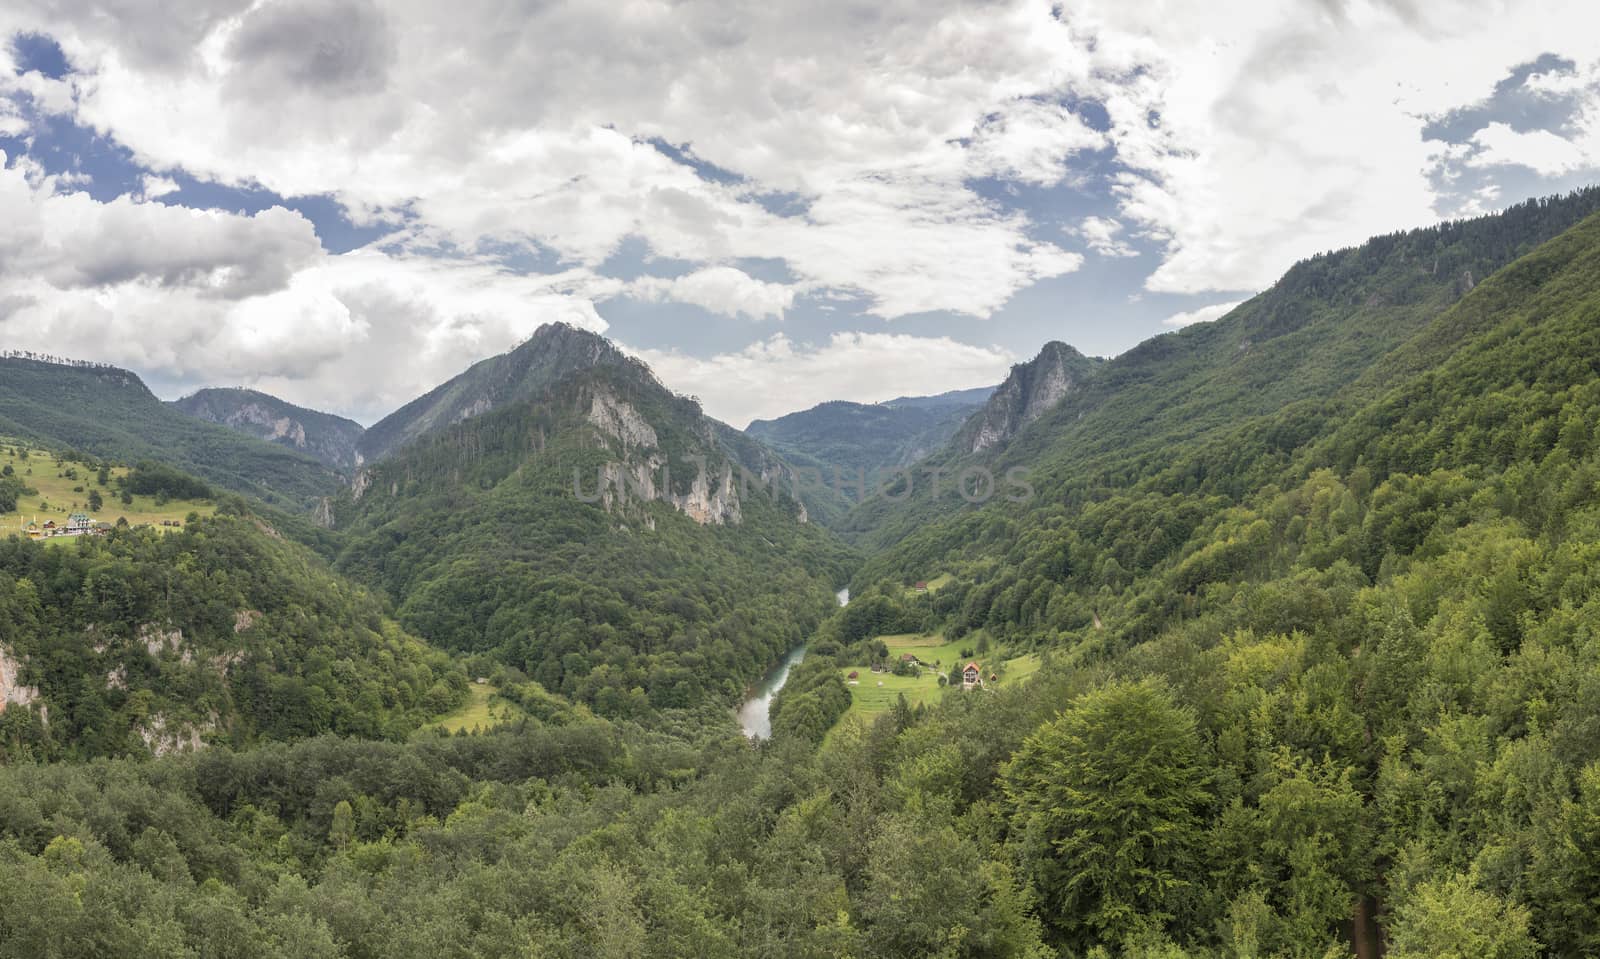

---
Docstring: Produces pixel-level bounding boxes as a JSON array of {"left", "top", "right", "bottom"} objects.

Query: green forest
[{"left": 5, "top": 191, "right": 1600, "bottom": 956}]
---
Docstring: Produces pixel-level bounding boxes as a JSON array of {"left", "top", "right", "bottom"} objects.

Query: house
[
  {"left": 962, "top": 662, "right": 982, "bottom": 690},
  {"left": 847, "top": 670, "right": 859, "bottom": 679},
  {"left": 914, "top": 581, "right": 928, "bottom": 593},
  {"left": 67, "top": 512, "right": 94, "bottom": 534},
  {"left": 900, "top": 652, "right": 919, "bottom": 664}
]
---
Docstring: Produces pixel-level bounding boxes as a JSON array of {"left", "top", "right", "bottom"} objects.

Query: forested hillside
[
  {"left": 843, "top": 188, "right": 1600, "bottom": 554},
  {"left": 0, "top": 357, "right": 343, "bottom": 509},
  {"left": 356, "top": 323, "right": 640, "bottom": 463},
  {"left": 0, "top": 509, "right": 464, "bottom": 762}
]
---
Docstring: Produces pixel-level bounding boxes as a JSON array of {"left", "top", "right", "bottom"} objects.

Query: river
[{"left": 737, "top": 587, "right": 848, "bottom": 738}]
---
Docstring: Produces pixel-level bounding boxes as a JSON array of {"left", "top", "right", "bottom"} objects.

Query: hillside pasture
[{"left": 0, "top": 442, "right": 216, "bottom": 538}]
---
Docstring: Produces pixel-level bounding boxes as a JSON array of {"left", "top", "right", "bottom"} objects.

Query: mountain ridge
[{"left": 171, "top": 387, "right": 366, "bottom": 472}]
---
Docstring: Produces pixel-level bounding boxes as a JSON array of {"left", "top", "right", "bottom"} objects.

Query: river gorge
[{"left": 737, "top": 587, "right": 848, "bottom": 737}]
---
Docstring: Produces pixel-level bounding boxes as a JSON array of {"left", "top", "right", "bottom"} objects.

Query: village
[{"left": 21, "top": 514, "right": 185, "bottom": 539}]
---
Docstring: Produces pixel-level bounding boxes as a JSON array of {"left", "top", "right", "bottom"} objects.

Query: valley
[{"left": 5, "top": 190, "right": 1600, "bottom": 956}]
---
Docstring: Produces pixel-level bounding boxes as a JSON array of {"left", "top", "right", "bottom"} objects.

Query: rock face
[
  {"left": 588, "top": 388, "right": 742, "bottom": 526},
  {"left": 960, "top": 342, "right": 1098, "bottom": 453},
  {"left": 588, "top": 389, "right": 659, "bottom": 451},
  {"left": 137, "top": 713, "right": 213, "bottom": 757},
  {"left": 171, "top": 387, "right": 366, "bottom": 472},
  {"left": 0, "top": 645, "right": 41, "bottom": 713}
]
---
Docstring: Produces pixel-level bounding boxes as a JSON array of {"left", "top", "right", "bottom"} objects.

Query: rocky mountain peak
[{"left": 960, "top": 341, "right": 1095, "bottom": 454}]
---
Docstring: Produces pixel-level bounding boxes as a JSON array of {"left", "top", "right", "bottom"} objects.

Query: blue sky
[{"left": 2, "top": 2, "right": 1599, "bottom": 426}]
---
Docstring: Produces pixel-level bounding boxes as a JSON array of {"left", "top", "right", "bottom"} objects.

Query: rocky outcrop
[
  {"left": 0, "top": 645, "right": 41, "bottom": 713},
  {"left": 589, "top": 389, "right": 660, "bottom": 451},
  {"left": 960, "top": 342, "right": 1097, "bottom": 453},
  {"left": 670, "top": 461, "right": 742, "bottom": 526},
  {"left": 594, "top": 455, "right": 742, "bottom": 526},
  {"left": 137, "top": 713, "right": 213, "bottom": 757},
  {"left": 139, "top": 624, "right": 185, "bottom": 658}
]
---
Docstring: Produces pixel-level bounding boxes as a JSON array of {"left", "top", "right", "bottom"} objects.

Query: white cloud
[
  {"left": 139, "top": 174, "right": 179, "bottom": 199},
  {"left": 0, "top": 153, "right": 321, "bottom": 298},
  {"left": 631, "top": 332, "right": 1013, "bottom": 427},
  {"left": 1162, "top": 300, "right": 1243, "bottom": 328},
  {"left": 0, "top": 0, "right": 1598, "bottom": 420},
  {"left": 627, "top": 267, "right": 796, "bottom": 321},
  {"left": 1468, "top": 121, "right": 1595, "bottom": 176},
  {"left": 968, "top": 97, "right": 1107, "bottom": 186},
  {"left": 1073, "top": 216, "right": 1139, "bottom": 258}
]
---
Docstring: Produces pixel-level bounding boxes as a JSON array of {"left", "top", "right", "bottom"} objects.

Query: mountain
[
  {"left": 745, "top": 386, "right": 995, "bottom": 495},
  {"left": 0, "top": 356, "right": 343, "bottom": 509},
  {"left": 357, "top": 322, "right": 637, "bottom": 462},
  {"left": 170, "top": 387, "right": 366, "bottom": 472},
  {"left": 329, "top": 326, "right": 853, "bottom": 716},
  {"left": 953, "top": 341, "right": 1101, "bottom": 454}
]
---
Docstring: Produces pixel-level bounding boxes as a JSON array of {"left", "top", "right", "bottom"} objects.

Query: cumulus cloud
[
  {"left": 225, "top": 0, "right": 396, "bottom": 99},
  {"left": 0, "top": 153, "right": 322, "bottom": 298},
  {"left": 1073, "top": 216, "right": 1139, "bottom": 258},
  {"left": 632, "top": 332, "right": 1013, "bottom": 427},
  {"left": 627, "top": 267, "right": 797, "bottom": 320},
  {"left": 1467, "top": 122, "right": 1594, "bottom": 175},
  {"left": 1, "top": 0, "right": 1598, "bottom": 420},
  {"left": 1162, "top": 300, "right": 1243, "bottom": 328}
]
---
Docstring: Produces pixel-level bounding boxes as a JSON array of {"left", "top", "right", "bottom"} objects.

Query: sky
[{"left": 1, "top": 1, "right": 1599, "bottom": 428}]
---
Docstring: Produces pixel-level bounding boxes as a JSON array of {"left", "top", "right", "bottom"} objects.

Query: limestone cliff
[{"left": 958, "top": 341, "right": 1099, "bottom": 453}]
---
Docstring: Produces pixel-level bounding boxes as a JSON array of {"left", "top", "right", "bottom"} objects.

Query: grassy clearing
[
  {"left": 0, "top": 442, "right": 215, "bottom": 540},
  {"left": 880, "top": 632, "right": 975, "bottom": 672},
  {"left": 904, "top": 572, "right": 955, "bottom": 597},
  {"left": 424, "top": 684, "right": 526, "bottom": 734},
  {"left": 835, "top": 630, "right": 1040, "bottom": 733}
]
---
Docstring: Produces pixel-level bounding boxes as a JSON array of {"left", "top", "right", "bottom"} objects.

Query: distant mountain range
[{"left": 745, "top": 384, "right": 997, "bottom": 483}]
